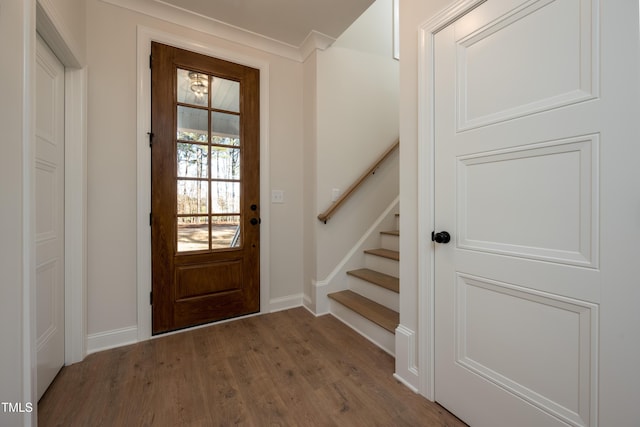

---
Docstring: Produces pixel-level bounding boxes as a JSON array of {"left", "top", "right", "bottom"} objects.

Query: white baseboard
[
  {"left": 393, "top": 372, "right": 419, "bottom": 393},
  {"left": 312, "top": 279, "right": 330, "bottom": 315},
  {"left": 302, "top": 293, "right": 314, "bottom": 312},
  {"left": 394, "top": 324, "right": 420, "bottom": 391},
  {"left": 269, "top": 294, "right": 303, "bottom": 313},
  {"left": 301, "top": 302, "right": 321, "bottom": 317},
  {"left": 87, "top": 325, "right": 138, "bottom": 355},
  {"left": 86, "top": 295, "right": 304, "bottom": 356}
]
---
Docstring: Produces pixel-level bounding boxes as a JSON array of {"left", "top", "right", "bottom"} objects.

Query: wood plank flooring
[{"left": 38, "top": 308, "right": 466, "bottom": 426}]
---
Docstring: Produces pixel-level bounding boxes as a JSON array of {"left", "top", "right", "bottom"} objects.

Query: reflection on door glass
[
  {"left": 177, "top": 106, "right": 208, "bottom": 142},
  {"left": 177, "top": 68, "right": 208, "bottom": 107},
  {"left": 211, "top": 147, "right": 240, "bottom": 180},
  {"left": 177, "top": 143, "right": 209, "bottom": 178},
  {"left": 211, "top": 77, "right": 240, "bottom": 112},
  {"left": 177, "top": 216, "right": 209, "bottom": 252},
  {"left": 212, "top": 182, "right": 240, "bottom": 214},
  {"left": 212, "top": 216, "right": 241, "bottom": 249},
  {"left": 177, "top": 180, "right": 209, "bottom": 215},
  {"left": 212, "top": 112, "right": 240, "bottom": 146},
  {"left": 212, "top": 134, "right": 240, "bottom": 147}
]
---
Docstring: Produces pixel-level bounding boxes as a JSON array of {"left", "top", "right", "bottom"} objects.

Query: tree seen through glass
[{"left": 176, "top": 68, "right": 242, "bottom": 252}]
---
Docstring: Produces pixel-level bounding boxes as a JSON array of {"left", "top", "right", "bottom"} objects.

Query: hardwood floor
[{"left": 39, "top": 308, "right": 466, "bottom": 426}]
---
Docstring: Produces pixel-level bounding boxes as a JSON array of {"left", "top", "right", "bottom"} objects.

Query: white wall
[
  {"left": 85, "top": 0, "right": 304, "bottom": 339},
  {"left": 0, "top": 3, "right": 33, "bottom": 425},
  {"left": 44, "top": 0, "right": 85, "bottom": 43},
  {"left": 311, "top": 0, "right": 400, "bottom": 292},
  {"left": 37, "top": 0, "right": 86, "bottom": 65}
]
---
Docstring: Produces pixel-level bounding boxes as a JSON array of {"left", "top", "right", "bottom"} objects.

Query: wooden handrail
[{"left": 318, "top": 139, "right": 399, "bottom": 223}]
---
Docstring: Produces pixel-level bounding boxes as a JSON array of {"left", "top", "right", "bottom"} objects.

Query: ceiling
[{"left": 158, "top": 0, "right": 375, "bottom": 47}]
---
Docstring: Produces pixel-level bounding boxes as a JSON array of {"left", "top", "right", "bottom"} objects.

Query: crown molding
[
  {"left": 100, "top": 0, "right": 335, "bottom": 62},
  {"left": 300, "top": 30, "right": 335, "bottom": 61}
]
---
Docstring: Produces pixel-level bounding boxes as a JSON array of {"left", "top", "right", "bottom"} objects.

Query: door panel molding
[
  {"left": 136, "top": 26, "right": 271, "bottom": 341},
  {"left": 455, "top": 273, "right": 597, "bottom": 427},
  {"left": 456, "top": 134, "right": 599, "bottom": 268},
  {"left": 455, "top": 0, "right": 598, "bottom": 131}
]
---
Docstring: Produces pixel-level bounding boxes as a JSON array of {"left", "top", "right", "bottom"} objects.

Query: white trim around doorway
[
  {"left": 416, "top": 0, "right": 487, "bottom": 400},
  {"left": 36, "top": 0, "right": 89, "bottom": 367}
]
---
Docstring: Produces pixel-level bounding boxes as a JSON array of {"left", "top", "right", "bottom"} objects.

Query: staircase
[{"left": 328, "top": 214, "right": 399, "bottom": 355}]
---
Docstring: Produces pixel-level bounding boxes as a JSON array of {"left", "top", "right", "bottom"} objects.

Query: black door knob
[
  {"left": 432, "top": 231, "right": 451, "bottom": 244},
  {"left": 250, "top": 218, "right": 261, "bottom": 225}
]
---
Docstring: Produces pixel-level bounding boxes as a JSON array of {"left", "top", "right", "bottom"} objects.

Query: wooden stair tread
[
  {"left": 328, "top": 290, "right": 399, "bottom": 333},
  {"left": 347, "top": 268, "right": 399, "bottom": 293},
  {"left": 380, "top": 230, "right": 399, "bottom": 236},
  {"left": 364, "top": 248, "right": 399, "bottom": 261}
]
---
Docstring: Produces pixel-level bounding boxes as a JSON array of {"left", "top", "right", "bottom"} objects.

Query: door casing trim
[
  {"left": 136, "top": 25, "right": 271, "bottom": 341},
  {"left": 36, "top": 1, "right": 89, "bottom": 366},
  {"left": 416, "top": 0, "right": 487, "bottom": 401}
]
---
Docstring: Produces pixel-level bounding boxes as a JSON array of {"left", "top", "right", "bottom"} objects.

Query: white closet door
[{"left": 36, "top": 34, "right": 65, "bottom": 401}]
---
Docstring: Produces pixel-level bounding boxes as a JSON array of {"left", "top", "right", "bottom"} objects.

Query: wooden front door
[{"left": 151, "top": 42, "right": 260, "bottom": 334}]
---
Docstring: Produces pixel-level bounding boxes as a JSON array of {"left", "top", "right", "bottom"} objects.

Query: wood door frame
[
  {"left": 136, "top": 26, "right": 271, "bottom": 342},
  {"left": 414, "top": 0, "right": 488, "bottom": 401}
]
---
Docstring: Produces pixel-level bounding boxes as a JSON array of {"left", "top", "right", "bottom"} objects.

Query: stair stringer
[{"left": 313, "top": 196, "right": 399, "bottom": 316}]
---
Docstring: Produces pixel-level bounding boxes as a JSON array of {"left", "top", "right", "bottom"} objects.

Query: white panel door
[
  {"left": 36, "top": 34, "right": 65, "bottom": 400},
  {"left": 434, "top": 1, "right": 601, "bottom": 426}
]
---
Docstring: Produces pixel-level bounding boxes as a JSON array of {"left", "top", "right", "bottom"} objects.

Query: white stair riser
[
  {"left": 365, "top": 255, "right": 399, "bottom": 277},
  {"left": 380, "top": 234, "right": 399, "bottom": 252},
  {"left": 348, "top": 276, "right": 399, "bottom": 312},
  {"left": 329, "top": 300, "right": 395, "bottom": 356}
]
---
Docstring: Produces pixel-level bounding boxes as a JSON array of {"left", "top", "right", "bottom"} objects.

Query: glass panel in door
[{"left": 175, "top": 68, "right": 242, "bottom": 253}]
